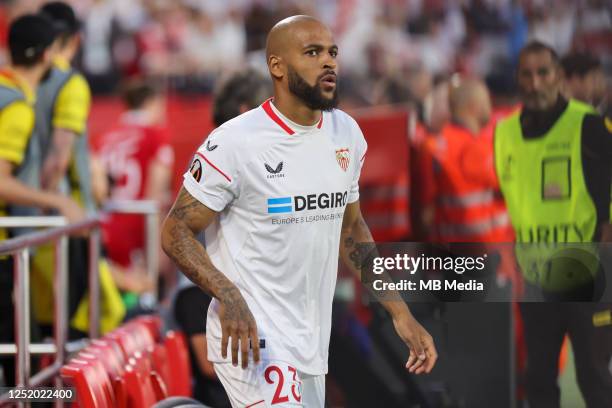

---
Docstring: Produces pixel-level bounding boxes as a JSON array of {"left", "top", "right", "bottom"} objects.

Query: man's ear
[
  {"left": 268, "top": 55, "right": 284, "bottom": 80},
  {"left": 42, "top": 47, "right": 53, "bottom": 65},
  {"left": 71, "top": 34, "right": 81, "bottom": 49}
]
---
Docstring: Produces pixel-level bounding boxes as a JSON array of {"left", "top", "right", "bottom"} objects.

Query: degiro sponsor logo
[{"left": 267, "top": 192, "right": 348, "bottom": 214}]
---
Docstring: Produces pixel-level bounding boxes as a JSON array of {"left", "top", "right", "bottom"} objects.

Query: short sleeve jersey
[
  {"left": 183, "top": 99, "right": 367, "bottom": 375},
  {"left": 52, "top": 57, "right": 91, "bottom": 135},
  {"left": 93, "top": 112, "right": 174, "bottom": 267}
]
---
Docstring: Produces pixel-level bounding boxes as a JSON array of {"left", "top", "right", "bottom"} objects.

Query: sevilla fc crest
[{"left": 335, "top": 148, "right": 350, "bottom": 171}]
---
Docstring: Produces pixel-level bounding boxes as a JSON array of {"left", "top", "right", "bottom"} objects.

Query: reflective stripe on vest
[
  {"left": 438, "top": 211, "right": 510, "bottom": 237},
  {"left": 438, "top": 189, "right": 494, "bottom": 208}
]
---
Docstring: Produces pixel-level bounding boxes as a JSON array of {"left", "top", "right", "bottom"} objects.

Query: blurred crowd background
[
  {"left": 0, "top": 1, "right": 610, "bottom": 407},
  {"left": 0, "top": 0, "right": 609, "bottom": 106}
]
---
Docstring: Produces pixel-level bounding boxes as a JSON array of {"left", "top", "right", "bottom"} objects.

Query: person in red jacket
[
  {"left": 92, "top": 79, "right": 173, "bottom": 300},
  {"left": 424, "top": 76, "right": 514, "bottom": 243}
]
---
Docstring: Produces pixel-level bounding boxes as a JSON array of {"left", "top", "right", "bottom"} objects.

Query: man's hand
[
  {"left": 339, "top": 201, "right": 439, "bottom": 374},
  {"left": 52, "top": 196, "right": 87, "bottom": 236},
  {"left": 54, "top": 196, "right": 86, "bottom": 224},
  {"left": 392, "top": 312, "right": 437, "bottom": 374},
  {"left": 219, "top": 287, "right": 260, "bottom": 369}
]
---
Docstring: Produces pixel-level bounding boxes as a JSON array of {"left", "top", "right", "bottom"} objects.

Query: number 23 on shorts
[{"left": 262, "top": 364, "right": 302, "bottom": 405}]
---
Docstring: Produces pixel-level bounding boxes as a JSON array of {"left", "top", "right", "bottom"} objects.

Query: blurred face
[
  {"left": 280, "top": 21, "right": 339, "bottom": 110},
  {"left": 477, "top": 88, "right": 492, "bottom": 127},
  {"left": 146, "top": 94, "right": 166, "bottom": 125},
  {"left": 565, "top": 69, "right": 606, "bottom": 106},
  {"left": 518, "top": 50, "right": 561, "bottom": 110},
  {"left": 39, "top": 42, "right": 59, "bottom": 82}
]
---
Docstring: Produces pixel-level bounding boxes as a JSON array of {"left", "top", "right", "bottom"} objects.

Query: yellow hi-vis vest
[
  {"left": 494, "top": 100, "right": 602, "bottom": 291},
  {"left": 32, "top": 245, "right": 125, "bottom": 334}
]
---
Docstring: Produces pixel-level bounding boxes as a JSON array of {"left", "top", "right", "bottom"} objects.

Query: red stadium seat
[
  {"left": 134, "top": 314, "right": 163, "bottom": 341},
  {"left": 123, "top": 320, "right": 157, "bottom": 351},
  {"left": 123, "top": 363, "right": 158, "bottom": 408},
  {"left": 103, "top": 321, "right": 155, "bottom": 360},
  {"left": 163, "top": 331, "right": 192, "bottom": 396},
  {"left": 123, "top": 351, "right": 167, "bottom": 408},
  {"left": 86, "top": 339, "right": 126, "bottom": 378},
  {"left": 104, "top": 328, "right": 141, "bottom": 359},
  {"left": 60, "top": 359, "right": 113, "bottom": 408},
  {"left": 150, "top": 343, "right": 172, "bottom": 394},
  {"left": 75, "top": 353, "right": 118, "bottom": 407}
]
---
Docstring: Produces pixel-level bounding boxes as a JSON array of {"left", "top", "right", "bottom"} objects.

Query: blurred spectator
[
  {"left": 177, "top": 5, "right": 246, "bottom": 85},
  {"left": 561, "top": 51, "right": 608, "bottom": 116},
  {"left": 0, "top": 13, "right": 76, "bottom": 386},
  {"left": 422, "top": 76, "right": 512, "bottom": 242},
  {"left": 212, "top": 68, "right": 271, "bottom": 127},
  {"left": 32, "top": 1, "right": 125, "bottom": 341},
  {"left": 528, "top": 1, "right": 576, "bottom": 55},
  {"left": 92, "top": 79, "right": 172, "bottom": 308},
  {"left": 422, "top": 76, "right": 451, "bottom": 135},
  {"left": 495, "top": 40, "right": 612, "bottom": 406},
  {"left": 576, "top": 0, "right": 611, "bottom": 33},
  {"left": 0, "top": 0, "right": 603, "bottom": 104},
  {"left": 80, "top": 0, "right": 123, "bottom": 93}
]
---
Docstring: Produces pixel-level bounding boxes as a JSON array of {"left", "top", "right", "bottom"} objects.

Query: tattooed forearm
[
  {"left": 161, "top": 188, "right": 240, "bottom": 303},
  {"left": 339, "top": 209, "right": 404, "bottom": 306},
  {"left": 340, "top": 212, "right": 376, "bottom": 276},
  {"left": 341, "top": 213, "right": 376, "bottom": 272}
]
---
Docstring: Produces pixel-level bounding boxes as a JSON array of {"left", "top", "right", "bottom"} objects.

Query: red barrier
[{"left": 352, "top": 107, "right": 412, "bottom": 241}]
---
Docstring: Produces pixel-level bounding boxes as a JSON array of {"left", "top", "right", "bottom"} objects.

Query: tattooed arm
[
  {"left": 339, "top": 201, "right": 438, "bottom": 374},
  {"left": 161, "top": 187, "right": 260, "bottom": 368}
]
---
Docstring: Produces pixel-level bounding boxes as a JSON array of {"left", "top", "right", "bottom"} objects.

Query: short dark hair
[
  {"left": 121, "top": 79, "right": 163, "bottom": 110},
  {"left": 40, "top": 1, "right": 80, "bottom": 46},
  {"left": 213, "top": 70, "right": 271, "bottom": 127},
  {"left": 560, "top": 52, "right": 601, "bottom": 79},
  {"left": 9, "top": 14, "right": 57, "bottom": 67},
  {"left": 518, "top": 41, "right": 560, "bottom": 65}
]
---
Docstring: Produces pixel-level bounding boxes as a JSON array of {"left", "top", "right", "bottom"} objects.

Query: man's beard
[{"left": 288, "top": 66, "right": 338, "bottom": 111}]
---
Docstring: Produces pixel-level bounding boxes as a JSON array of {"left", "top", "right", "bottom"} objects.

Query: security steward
[
  {"left": 32, "top": 1, "right": 124, "bottom": 339},
  {"left": 0, "top": 14, "right": 84, "bottom": 386},
  {"left": 494, "top": 41, "right": 612, "bottom": 408}
]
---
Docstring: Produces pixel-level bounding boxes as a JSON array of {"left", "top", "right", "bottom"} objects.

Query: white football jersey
[{"left": 183, "top": 99, "right": 367, "bottom": 375}]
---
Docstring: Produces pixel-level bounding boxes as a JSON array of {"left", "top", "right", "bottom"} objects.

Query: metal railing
[
  {"left": 0, "top": 216, "right": 97, "bottom": 408},
  {"left": 0, "top": 200, "right": 159, "bottom": 405}
]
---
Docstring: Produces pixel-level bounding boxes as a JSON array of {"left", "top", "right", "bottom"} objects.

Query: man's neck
[
  {"left": 520, "top": 95, "right": 568, "bottom": 139},
  {"left": 523, "top": 95, "right": 566, "bottom": 117},
  {"left": 9, "top": 65, "right": 41, "bottom": 92},
  {"left": 452, "top": 115, "right": 480, "bottom": 136},
  {"left": 57, "top": 48, "right": 75, "bottom": 66},
  {"left": 272, "top": 93, "right": 321, "bottom": 126}
]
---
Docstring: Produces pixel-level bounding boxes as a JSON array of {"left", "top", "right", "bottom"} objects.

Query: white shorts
[{"left": 214, "top": 360, "right": 325, "bottom": 407}]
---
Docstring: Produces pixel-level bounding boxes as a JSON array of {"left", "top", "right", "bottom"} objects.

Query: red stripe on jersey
[
  {"left": 262, "top": 98, "right": 295, "bottom": 135},
  {"left": 195, "top": 152, "right": 232, "bottom": 183},
  {"left": 245, "top": 400, "right": 265, "bottom": 408},
  {"left": 317, "top": 113, "right": 323, "bottom": 129}
]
